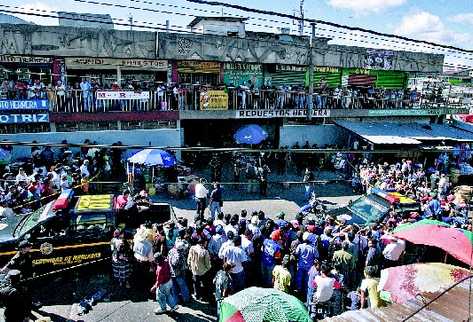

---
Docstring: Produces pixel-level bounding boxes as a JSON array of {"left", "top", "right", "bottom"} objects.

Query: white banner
[
  {"left": 236, "top": 109, "right": 330, "bottom": 118},
  {"left": 96, "top": 91, "right": 150, "bottom": 100}
]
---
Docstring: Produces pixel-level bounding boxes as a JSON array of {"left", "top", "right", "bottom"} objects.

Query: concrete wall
[
  {"left": 279, "top": 124, "right": 346, "bottom": 147},
  {"left": 158, "top": 32, "right": 443, "bottom": 72},
  {"left": 0, "top": 128, "right": 182, "bottom": 159},
  {"left": 0, "top": 24, "right": 156, "bottom": 58}
]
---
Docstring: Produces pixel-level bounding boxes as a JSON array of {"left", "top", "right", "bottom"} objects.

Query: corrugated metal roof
[
  {"left": 323, "top": 280, "right": 473, "bottom": 322},
  {"left": 335, "top": 120, "right": 473, "bottom": 145}
]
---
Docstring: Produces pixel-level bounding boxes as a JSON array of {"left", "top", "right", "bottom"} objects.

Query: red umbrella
[{"left": 392, "top": 219, "right": 473, "bottom": 266}]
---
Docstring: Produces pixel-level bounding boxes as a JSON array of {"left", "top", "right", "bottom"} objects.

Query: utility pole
[
  {"left": 128, "top": 14, "right": 133, "bottom": 31},
  {"left": 299, "top": 0, "right": 304, "bottom": 36},
  {"left": 307, "top": 22, "right": 315, "bottom": 120}
]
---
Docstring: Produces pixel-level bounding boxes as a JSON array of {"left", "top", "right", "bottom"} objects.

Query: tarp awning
[{"left": 336, "top": 120, "right": 473, "bottom": 145}]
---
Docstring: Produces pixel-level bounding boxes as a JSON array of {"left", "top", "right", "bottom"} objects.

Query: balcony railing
[{"left": 15, "top": 88, "right": 472, "bottom": 113}]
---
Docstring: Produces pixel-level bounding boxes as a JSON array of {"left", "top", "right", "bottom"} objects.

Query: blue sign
[
  {"left": 0, "top": 99, "right": 49, "bottom": 110},
  {"left": 0, "top": 113, "right": 49, "bottom": 124}
]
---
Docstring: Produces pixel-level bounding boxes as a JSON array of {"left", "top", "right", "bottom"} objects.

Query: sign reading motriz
[
  {"left": 236, "top": 109, "right": 330, "bottom": 118},
  {"left": 0, "top": 113, "right": 49, "bottom": 124}
]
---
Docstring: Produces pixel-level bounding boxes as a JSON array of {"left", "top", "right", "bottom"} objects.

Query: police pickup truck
[
  {"left": 0, "top": 190, "right": 175, "bottom": 275},
  {"left": 333, "top": 188, "right": 421, "bottom": 226}
]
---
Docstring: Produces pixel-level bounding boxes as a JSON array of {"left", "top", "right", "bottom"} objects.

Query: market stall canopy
[
  {"left": 391, "top": 219, "right": 473, "bottom": 266},
  {"left": 221, "top": 287, "right": 310, "bottom": 322},
  {"left": 335, "top": 120, "right": 473, "bottom": 145},
  {"left": 234, "top": 124, "right": 268, "bottom": 145},
  {"left": 127, "top": 149, "right": 176, "bottom": 168},
  {"left": 379, "top": 263, "right": 471, "bottom": 304}
]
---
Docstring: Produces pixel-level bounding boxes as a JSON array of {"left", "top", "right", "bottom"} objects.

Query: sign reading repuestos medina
[
  {"left": 0, "top": 99, "right": 49, "bottom": 110},
  {"left": 0, "top": 113, "right": 49, "bottom": 124},
  {"left": 236, "top": 109, "right": 330, "bottom": 118}
]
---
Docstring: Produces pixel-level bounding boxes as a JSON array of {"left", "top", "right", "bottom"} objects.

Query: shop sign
[
  {"left": 0, "top": 113, "right": 49, "bottom": 124},
  {"left": 0, "top": 55, "right": 52, "bottom": 64},
  {"left": 177, "top": 61, "right": 221, "bottom": 73},
  {"left": 65, "top": 58, "right": 168, "bottom": 71},
  {"left": 315, "top": 66, "right": 340, "bottom": 73},
  {"left": 200, "top": 90, "right": 228, "bottom": 110},
  {"left": 276, "top": 65, "right": 307, "bottom": 72},
  {"left": 224, "top": 63, "right": 262, "bottom": 72},
  {"left": 236, "top": 109, "right": 330, "bottom": 118},
  {"left": 0, "top": 99, "right": 49, "bottom": 110},
  {"left": 96, "top": 91, "right": 150, "bottom": 100},
  {"left": 367, "top": 108, "right": 468, "bottom": 117}
]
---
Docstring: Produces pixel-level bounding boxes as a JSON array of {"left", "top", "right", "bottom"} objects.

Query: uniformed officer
[
  {"left": 2, "top": 240, "right": 33, "bottom": 279},
  {"left": 0, "top": 269, "right": 32, "bottom": 322}
]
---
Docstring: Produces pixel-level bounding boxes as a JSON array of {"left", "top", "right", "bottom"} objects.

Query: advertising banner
[
  {"left": 200, "top": 90, "right": 229, "bottom": 110},
  {"left": 0, "top": 113, "right": 49, "bottom": 124},
  {"left": 96, "top": 91, "right": 150, "bottom": 100},
  {"left": 65, "top": 58, "right": 168, "bottom": 71},
  {"left": 236, "top": 109, "right": 330, "bottom": 118},
  {"left": 0, "top": 99, "right": 49, "bottom": 110}
]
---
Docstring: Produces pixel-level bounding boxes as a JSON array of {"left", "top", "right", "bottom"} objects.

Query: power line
[
  {"left": 185, "top": 0, "right": 473, "bottom": 54},
  {"left": 2, "top": 6, "right": 473, "bottom": 70}
]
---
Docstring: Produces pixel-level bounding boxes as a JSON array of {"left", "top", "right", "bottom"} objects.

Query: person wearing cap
[
  {"left": 295, "top": 232, "right": 319, "bottom": 297},
  {"left": 2, "top": 240, "right": 33, "bottom": 279},
  {"left": 261, "top": 230, "right": 282, "bottom": 287},
  {"left": 272, "top": 255, "right": 291, "bottom": 293},
  {"left": 151, "top": 252, "right": 178, "bottom": 314},
  {"left": 168, "top": 241, "right": 190, "bottom": 304},
  {"left": 133, "top": 228, "right": 155, "bottom": 288},
  {"left": 0, "top": 269, "right": 32, "bottom": 322},
  {"left": 213, "top": 262, "right": 233, "bottom": 320}
]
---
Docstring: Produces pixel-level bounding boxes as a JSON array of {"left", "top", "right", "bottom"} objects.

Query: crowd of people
[
  {"left": 1, "top": 75, "right": 461, "bottom": 114},
  {"left": 0, "top": 140, "right": 125, "bottom": 217},
  {"left": 0, "top": 139, "right": 471, "bottom": 321}
]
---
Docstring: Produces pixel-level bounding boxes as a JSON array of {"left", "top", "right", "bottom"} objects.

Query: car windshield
[
  {"left": 15, "top": 202, "right": 54, "bottom": 237},
  {"left": 348, "top": 195, "right": 389, "bottom": 223}
]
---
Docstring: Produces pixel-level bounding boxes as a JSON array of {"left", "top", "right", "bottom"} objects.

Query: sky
[{"left": 2, "top": 0, "right": 473, "bottom": 70}]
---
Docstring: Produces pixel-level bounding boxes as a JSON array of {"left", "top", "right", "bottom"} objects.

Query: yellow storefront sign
[{"left": 199, "top": 90, "right": 228, "bottom": 110}]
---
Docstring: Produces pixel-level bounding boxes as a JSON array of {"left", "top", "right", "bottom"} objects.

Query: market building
[{"left": 0, "top": 16, "right": 471, "bottom": 157}]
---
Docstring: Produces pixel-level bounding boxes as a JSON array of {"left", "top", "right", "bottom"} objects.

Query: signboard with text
[
  {"left": 65, "top": 58, "right": 168, "bottom": 71},
  {"left": 200, "top": 90, "right": 229, "bottom": 110},
  {"left": 96, "top": 91, "right": 150, "bottom": 100},
  {"left": 0, "top": 99, "right": 49, "bottom": 110},
  {"left": 0, "top": 113, "right": 49, "bottom": 124},
  {"left": 0, "top": 55, "right": 52, "bottom": 64},
  {"left": 236, "top": 109, "right": 330, "bottom": 118},
  {"left": 368, "top": 108, "right": 468, "bottom": 117}
]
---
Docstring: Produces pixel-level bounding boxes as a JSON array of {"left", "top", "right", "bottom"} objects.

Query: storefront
[
  {"left": 265, "top": 64, "right": 307, "bottom": 88},
  {"left": 64, "top": 58, "right": 168, "bottom": 87},
  {"left": 0, "top": 55, "right": 52, "bottom": 84},
  {"left": 174, "top": 61, "right": 222, "bottom": 86},
  {"left": 223, "top": 63, "right": 263, "bottom": 87}
]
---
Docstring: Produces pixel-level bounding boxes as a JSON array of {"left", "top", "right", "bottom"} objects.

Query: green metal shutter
[
  {"left": 371, "top": 70, "right": 407, "bottom": 89},
  {"left": 269, "top": 71, "right": 306, "bottom": 87}
]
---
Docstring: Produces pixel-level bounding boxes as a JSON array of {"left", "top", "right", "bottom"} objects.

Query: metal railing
[{"left": 3, "top": 88, "right": 470, "bottom": 113}]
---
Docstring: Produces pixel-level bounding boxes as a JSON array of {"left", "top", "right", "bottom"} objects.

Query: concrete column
[{"left": 116, "top": 66, "right": 122, "bottom": 84}]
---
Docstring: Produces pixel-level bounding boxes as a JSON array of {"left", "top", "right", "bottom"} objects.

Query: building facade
[{"left": 0, "top": 19, "right": 469, "bottom": 156}]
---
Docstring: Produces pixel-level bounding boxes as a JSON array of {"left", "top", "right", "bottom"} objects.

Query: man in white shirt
[
  {"left": 382, "top": 237, "right": 406, "bottom": 267},
  {"left": 80, "top": 160, "right": 90, "bottom": 178},
  {"left": 15, "top": 168, "right": 29, "bottom": 185},
  {"left": 220, "top": 236, "right": 247, "bottom": 293},
  {"left": 194, "top": 179, "right": 208, "bottom": 221},
  {"left": 311, "top": 264, "right": 334, "bottom": 304}
]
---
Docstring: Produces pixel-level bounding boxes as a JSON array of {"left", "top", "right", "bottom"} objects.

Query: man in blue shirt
[
  {"left": 261, "top": 232, "right": 282, "bottom": 287},
  {"left": 295, "top": 232, "right": 319, "bottom": 297}
]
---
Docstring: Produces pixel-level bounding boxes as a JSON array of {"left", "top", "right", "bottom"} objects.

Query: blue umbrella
[
  {"left": 234, "top": 124, "right": 268, "bottom": 145},
  {"left": 127, "top": 149, "right": 176, "bottom": 168}
]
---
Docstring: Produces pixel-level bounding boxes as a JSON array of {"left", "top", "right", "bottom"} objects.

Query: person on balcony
[
  {"left": 55, "top": 80, "right": 66, "bottom": 112},
  {"left": 80, "top": 78, "right": 92, "bottom": 112}
]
